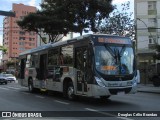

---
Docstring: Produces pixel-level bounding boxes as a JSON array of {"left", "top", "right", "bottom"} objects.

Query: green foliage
[
  {"left": 41, "top": 0, "right": 114, "bottom": 35},
  {"left": 0, "top": 46, "right": 7, "bottom": 54},
  {"left": 17, "top": 0, "right": 114, "bottom": 43},
  {"left": 153, "top": 45, "right": 160, "bottom": 60},
  {"left": 6, "top": 61, "right": 15, "bottom": 68},
  {"left": 97, "top": 1, "right": 134, "bottom": 39}
]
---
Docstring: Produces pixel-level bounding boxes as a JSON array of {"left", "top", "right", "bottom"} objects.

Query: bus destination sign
[{"left": 98, "top": 37, "right": 131, "bottom": 44}]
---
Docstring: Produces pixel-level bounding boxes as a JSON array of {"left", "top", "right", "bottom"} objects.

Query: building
[
  {"left": 135, "top": 0, "right": 160, "bottom": 62},
  {"left": 135, "top": 0, "right": 160, "bottom": 83},
  {"left": 2, "top": 3, "right": 37, "bottom": 62}
]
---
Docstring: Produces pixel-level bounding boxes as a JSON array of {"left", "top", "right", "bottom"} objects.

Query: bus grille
[{"left": 109, "top": 87, "right": 132, "bottom": 95}]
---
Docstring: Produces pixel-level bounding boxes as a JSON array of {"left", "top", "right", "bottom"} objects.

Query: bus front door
[{"left": 75, "top": 47, "right": 88, "bottom": 95}]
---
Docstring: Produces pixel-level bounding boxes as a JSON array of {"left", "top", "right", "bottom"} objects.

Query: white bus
[{"left": 18, "top": 34, "right": 139, "bottom": 100}]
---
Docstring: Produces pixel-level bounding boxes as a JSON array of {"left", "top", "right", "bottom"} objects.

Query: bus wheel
[
  {"left": 28, "top": 79, "right": 34, "bottom": 92},
  {"left": 100, "top": 96, "right": 110, "bottom": 101},
  {"left": 67, "top": 82, "right": 75, "bottom": 100}
]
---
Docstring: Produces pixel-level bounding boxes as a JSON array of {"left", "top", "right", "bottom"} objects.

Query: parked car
[
  {"left": 3, "top": 74, "right": 16, "bottom": 82},
  {"left": 0, "top": 74, "right": 8, "bottom": 84}
]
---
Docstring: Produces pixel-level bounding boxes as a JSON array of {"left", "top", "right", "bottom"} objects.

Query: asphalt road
[{"left": 0, "top": 82, "right": 160, "bottom": 120}]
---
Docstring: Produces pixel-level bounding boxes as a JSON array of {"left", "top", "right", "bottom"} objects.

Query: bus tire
[
  {"left": 67, "top": 82, "right": 76, "bottom": 100},
  {"left": 100, "top": 96, "right": 110, "bottom": 101},
  {"left": 28, "top": 78, "right": 35, "bottom": 92}
]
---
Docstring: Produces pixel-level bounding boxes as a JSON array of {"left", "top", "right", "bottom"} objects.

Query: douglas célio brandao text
[{"left": 118, "top": 112, "right": 157, "bottom": 117}]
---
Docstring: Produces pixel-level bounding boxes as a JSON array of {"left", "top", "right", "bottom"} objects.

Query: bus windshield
[{"left": 95, "top": 45, "right": 134, "bottom": 75}]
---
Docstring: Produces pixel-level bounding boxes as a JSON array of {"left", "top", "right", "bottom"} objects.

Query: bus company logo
[{"left": 2, "top": 112, "right": 11, "bottom": 117}]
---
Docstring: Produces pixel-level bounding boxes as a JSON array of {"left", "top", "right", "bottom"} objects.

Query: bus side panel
[{"left": 46, "top": 79, "right": 63, "bottom": 92}]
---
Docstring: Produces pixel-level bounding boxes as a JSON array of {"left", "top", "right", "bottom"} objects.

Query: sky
[{"left": 0, "top": 0, "right": 134, "bottom": 45}]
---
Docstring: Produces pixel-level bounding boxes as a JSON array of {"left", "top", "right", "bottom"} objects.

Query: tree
[
  {"left": 153, "top": 45, "right": 160, "bottom": 60},
  {"left": 17, "top": 0, "right": 114, "bottom": 44},
  {"left": 17, "top": 12, "right": 69, "bottom": 43},
  {"left": 0, "top": 46, "right": 7, "bottom": 54},
  {"left": 41, "top": 0, "right": 114, "bottom": 36},
  {"left": 97, "top": 1, "right": 134, "bottom": 40}
]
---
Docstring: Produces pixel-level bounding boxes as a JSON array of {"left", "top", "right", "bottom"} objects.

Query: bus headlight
[
  {"left": 132, "top": 77, "right": 138, "bottom": 86},
  {"left": 136, "top": 70, "right": 140, "bottom": 83},
  {"left": 95, "top": 77, "right": 106, "bottom": 87}
]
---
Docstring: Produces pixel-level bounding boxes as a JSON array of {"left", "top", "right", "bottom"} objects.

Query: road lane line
[
  {"left": 35, "top": 95, "right": 45, "bottom": 99},
  {"left": 117, "top": 116, "right": 134, "bottom": 120},
  {"left": 22, "top": 92, "right": 30, "bottom": 95},
  {"left": 6, "top": 86, "right": 20, "bottom": 89},
  {"left": 54, "top": 100, "right": 69, "bottom": 105},
  {"left": 85, "top": 108, "right": 134, "bottom": 120}
]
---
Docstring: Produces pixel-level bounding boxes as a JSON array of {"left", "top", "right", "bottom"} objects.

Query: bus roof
[{"left": 19, "top": 34, "right": 131, "bottom": 57}]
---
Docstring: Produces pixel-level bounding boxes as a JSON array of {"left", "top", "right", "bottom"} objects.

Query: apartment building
[
  {"left": 3, "top": 3, "right": 37, "bottom": 61},
  {"left": 135, "top": 0, "right": 160, "bottom": 83},
  {"left": 135, "top": 0, "right": 160, "bottom": 63}
]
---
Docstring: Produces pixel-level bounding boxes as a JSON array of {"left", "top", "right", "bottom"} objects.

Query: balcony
[
  {"left": 148, "top": 10, "right": 157, "bottom": 15},
  {"left": 148, "top": 43, "right": 156, "bottom": 49}
]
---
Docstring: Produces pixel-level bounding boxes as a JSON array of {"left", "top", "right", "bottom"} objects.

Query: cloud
[
  {"left": 112, "top": 0, "right": 129, "bottom": 4},
  {"left": 28, "top": 0, "right": 41, "bottom": 9},
  {"left": 5, "top": 0, "right": 27, "bottom": 2},
  {"left": 28, "top": 0, "right": 36, "bottom": 6}
]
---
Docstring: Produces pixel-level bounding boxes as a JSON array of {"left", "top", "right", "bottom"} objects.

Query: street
[{"left": 0, "top": 82, "right": 160, "bottom": 120}]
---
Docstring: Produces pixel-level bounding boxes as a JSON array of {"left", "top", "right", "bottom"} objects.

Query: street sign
[{"left": 0, "top": 10, "right": 15, "bottom": 17}]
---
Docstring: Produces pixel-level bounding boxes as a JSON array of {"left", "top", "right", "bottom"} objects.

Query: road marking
[
  {"left": 35, "top": 95, "right": 45, "bottom": 99},
  {"left": 6, "top": 86, "right": 20, "bottom": 89},
  {"left": 22, "top": 92, "right": 30, "bottom": 95},
  {"left": 54, "top": 100, "right": 69, "bottom": 105},
  {"left": 85, "top": 108, "right": 134, "bottom": 120},
  {"left": 117, "top": 116, "right": 134, "bottom": 120}
]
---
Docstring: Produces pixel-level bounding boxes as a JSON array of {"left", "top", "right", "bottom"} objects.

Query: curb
[{"left": 138, "top": 90, "right": 160, "bottom": 94}]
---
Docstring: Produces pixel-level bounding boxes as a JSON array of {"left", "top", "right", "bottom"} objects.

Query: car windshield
[{"left": 95, "top": 45, "right": 135, "bottom": 75}]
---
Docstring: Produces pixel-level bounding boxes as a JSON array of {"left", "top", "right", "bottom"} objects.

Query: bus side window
[
  {"left": 57, "top": 53, "right": 64, "bottom": 65},
  {"left": 48, "top": 48, "right": 59, "bottom": 66},
  {"left": 61, "top": 45, "right": 73, "bottom": 66}
]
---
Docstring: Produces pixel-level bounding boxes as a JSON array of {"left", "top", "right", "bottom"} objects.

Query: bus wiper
[
  {"left": 120, "top": 45, "right": 126, "bottom": 56},
  {"left": 104, "top": 44, "right": 120, "bottom": 64},
  {"left": 104, "top": 44, "right": 115, "bottom": 58}
]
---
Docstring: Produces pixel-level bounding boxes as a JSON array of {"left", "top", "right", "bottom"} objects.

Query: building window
[
  {"left": 29, "top": 32, "right": 35, "bottom": 35},
  {"left": 148, "top": 1, "right": 156, "bottom": 10},
  {"left": 19, "top": 37, "right": 25, "bottom": 40},
  {"left": 19, "top": 31, "right": 25, "bottom": 35},
  {"left": 148, "top": 1, "right": 157, "bottom": 15},
  {"left": 149, "top": 36, "right": 156, "bottom": 44}
]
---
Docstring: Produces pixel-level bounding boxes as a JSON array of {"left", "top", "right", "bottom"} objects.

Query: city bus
[{"left": 18, "top": 34, "right": 139, "bottom": 100}]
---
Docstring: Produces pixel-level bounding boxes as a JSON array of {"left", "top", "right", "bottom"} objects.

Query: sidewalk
[{"left": 137, "top": 84, "right": 160, "bottom": 94}]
